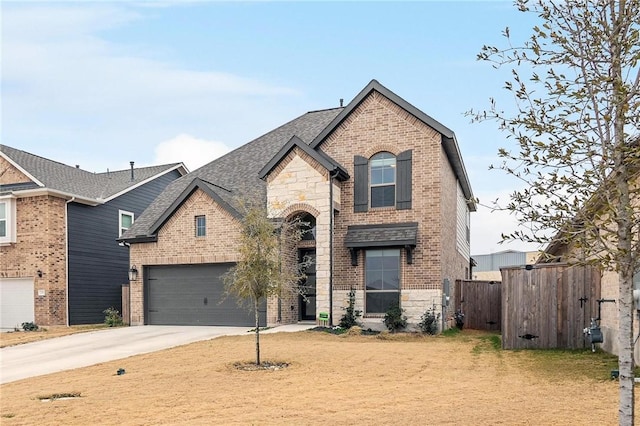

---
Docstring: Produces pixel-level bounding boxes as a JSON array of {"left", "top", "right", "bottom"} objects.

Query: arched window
[
  {"left": 370, "top": 152, "right": 396, "bottom": 208},
  {"left": 297, "top": 213, "right": 316, "bottom": 241}
]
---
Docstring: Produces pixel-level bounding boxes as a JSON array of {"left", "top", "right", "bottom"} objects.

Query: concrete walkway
[{"left": 0, "top": 324, "right": 314, "bottom": 384}]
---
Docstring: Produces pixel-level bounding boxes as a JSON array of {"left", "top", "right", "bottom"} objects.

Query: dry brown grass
[
  {"left": 0, "top": 325, "right": 107, "bottom": 348},
  {"left": 0, "top": 329, "right": 635, "bottom": 425}
]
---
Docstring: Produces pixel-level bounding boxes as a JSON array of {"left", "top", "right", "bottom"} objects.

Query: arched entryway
[{"left": 295, "top": 212, "right": 316, "bottom": 321}]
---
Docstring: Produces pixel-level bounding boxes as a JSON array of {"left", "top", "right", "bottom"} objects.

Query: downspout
[
  {"left": 329, "top": 168, "right": 339, "bottom": 327},
  {"left": 65, "top": 197, "right": 75, "bottom": 326}
]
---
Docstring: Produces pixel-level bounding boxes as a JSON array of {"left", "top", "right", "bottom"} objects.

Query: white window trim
[
  {"left": 195, "top": 215, "right": 206, "bottom": 237},
  {"left": 0, "top": 197, "right": 17, "bottom": 245},
  {"left": 119, "top": 210, "right": 135, "bottom": 237}
]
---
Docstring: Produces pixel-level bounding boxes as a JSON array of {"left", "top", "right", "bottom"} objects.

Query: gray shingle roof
[
  {"left": 311, "top": 79, "right": 476, "bottom": 211},
  {"left": 258, "top": 135, "right": 349, "bottom": 181},
  {"left": 1, "top": 144, "right": 185, "bottom": 201},
  {"left": 345, "top": 222, "right": 419, "bottom": 248},
  {"left": 122, "top": 107, "right": 344, "bottom": 240}
]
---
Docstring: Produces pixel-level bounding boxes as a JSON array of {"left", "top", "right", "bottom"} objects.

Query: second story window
[
  {"left": 195, "top": 215, "right": 206, "bottom": 237},
  {"left": 354, "top": 150, "right": 412, "bottom": 213},
  {"left": 370, "top": 152, "right": 396, "bottom": 208},
  {"left": 119, "top": 210, "right": 134, "bottom": 237}
]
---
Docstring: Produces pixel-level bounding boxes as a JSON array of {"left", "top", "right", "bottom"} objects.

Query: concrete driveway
[{"left": 0, "top": 324, "right": 313, "bottom": 384}]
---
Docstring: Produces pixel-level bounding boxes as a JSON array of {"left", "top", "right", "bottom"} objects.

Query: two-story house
[
  {"left": 120, "top": 80, "right": 476, "bottom": 329},
  {"left": 0, "top": 145, "right": 187, "bottom": 329}
]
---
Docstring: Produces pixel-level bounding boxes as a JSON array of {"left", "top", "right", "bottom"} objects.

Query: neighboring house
[
  {"left": 543, "top": 235, "right": 640, "bottom": 363},
  {"left": 472, "top": 250, "right": 539, "bottom": 281},
  {"left": 120, "top": 80, "right": 476, "bottom": 329},
  {"left": 0, "top": 145, "right": 187, "bottom": 329}
]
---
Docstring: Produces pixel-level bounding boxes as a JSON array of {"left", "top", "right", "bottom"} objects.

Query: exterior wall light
[{"left": 128, "top": 265, "right": 138, "bottom": 281}]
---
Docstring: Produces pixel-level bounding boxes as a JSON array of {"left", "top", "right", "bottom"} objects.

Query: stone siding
[{"left": 266, "top": 148, "right": 332, "bottom": 325}]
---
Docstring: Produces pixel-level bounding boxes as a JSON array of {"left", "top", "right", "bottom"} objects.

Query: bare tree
[
  {"left": 223, "top": 203, "right": 308, "bottom": 366},
  {"left": 468, "top": 1, "right": 639, "bottom": 423}
]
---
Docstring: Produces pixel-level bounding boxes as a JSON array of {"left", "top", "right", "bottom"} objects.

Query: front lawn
[
  {"left": 0, "top": 325, "right": 109, "bottom": 348},
  {"left": 0, "top": 330, "right": 634, "bottom": 424}
]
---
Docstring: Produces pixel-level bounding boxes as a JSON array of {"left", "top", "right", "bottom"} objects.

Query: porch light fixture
[{"left": 128, "top": 265, "right": 138, "bottom": 281}]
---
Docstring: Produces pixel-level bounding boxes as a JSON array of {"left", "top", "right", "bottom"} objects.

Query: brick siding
[
  {"left": 321, "top": 91, "right": 467, "bottom": 323},
  {"left": 130, "top": 89, "right": 471, "bottom": 327},
  {"left": 0, "top": 195, "right": 68, "bottom": 325},
  {"left": 129, "top": 188, "right": 243, "bottom": 325}
]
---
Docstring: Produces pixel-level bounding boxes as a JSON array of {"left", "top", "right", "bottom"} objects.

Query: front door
[{"left": 299, "top": 249, "right": 316, "bottom": 321}]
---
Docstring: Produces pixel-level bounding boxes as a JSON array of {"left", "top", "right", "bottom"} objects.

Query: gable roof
[
  {"left": 148, "top": 177, "right": 242, "bottom": 239},
  {"left": 258, "top": 135, "right": 349, "bottom": 181},
  {"left": 0, "top": 145, "right": 187, "bottom": 204},
  {"left": 120, "top": 107, "right": 344, "bottom": 241},
  {"left": 310, "top": 79, "right": 476, "bottom": 211}
]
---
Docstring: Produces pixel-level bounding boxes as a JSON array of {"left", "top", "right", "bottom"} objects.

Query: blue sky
[{"left": 1, "top": 1, "right": 543, "bottom": 254}]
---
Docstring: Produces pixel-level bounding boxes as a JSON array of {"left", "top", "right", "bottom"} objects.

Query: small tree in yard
[
  {"left": 223, "top": 203, "right": 307, "bottom": 366},
  {"left": 469, "top": 1, "right": 639, "bottom": 423}
]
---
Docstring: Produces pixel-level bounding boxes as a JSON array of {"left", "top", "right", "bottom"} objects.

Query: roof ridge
[
  {"left": 194, "top": 109, "right": 336, "bottom": 169},
  {"left": 1, "top": 144, "right": 95, "bottom": 174},
  {"left": 95, "top": 163, "right": 182, "bottom": 175},
  {"left": 198, "top": 177, "right": 232, "bottom": 193},
  {"left": 306, "top": 106, "right": 344, "bottom": 114}
]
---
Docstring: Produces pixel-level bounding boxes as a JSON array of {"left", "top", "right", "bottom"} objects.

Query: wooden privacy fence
[
  {"left": 454, "top": 280, "right": 502, "bottom": 331},
  {"left": 121, "top": 284, "right": 131, "bottom": 325},
  {"left": 501, "top": 264, "right": 601, "bottom": 350}
]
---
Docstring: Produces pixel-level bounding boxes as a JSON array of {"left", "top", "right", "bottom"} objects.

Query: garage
[
  {"left": 0, "top": 278, "right": 35, "bottom": 332},
  {"left": 145, "top": 264, "right": 265, "bottom": 326}
]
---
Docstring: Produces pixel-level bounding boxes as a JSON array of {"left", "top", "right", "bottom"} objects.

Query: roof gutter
[
  {"left": 117, "top": 235, "right": 158, "bottom": 244},
  {"left": 4, "top": 188, "right": 101, "bottom": 206}
]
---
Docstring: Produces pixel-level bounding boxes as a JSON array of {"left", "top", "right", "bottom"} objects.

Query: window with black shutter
[
  {"left": 353, "top": 150, "right": 412, "bottom": 212},
  {"left": 396, "top": 150, "right": 412, "bottom": 210}
]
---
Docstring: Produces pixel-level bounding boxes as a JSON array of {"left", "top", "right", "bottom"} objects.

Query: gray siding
[
  {"left": 472, "top": 251, "right": 526, "bottom": 273},
  {"left": 67, "top": 170, "right": 181, "bottom": 324}
]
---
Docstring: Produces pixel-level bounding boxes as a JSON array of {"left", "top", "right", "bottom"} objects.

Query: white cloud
[
  {"left": 1, "top": 3, "right": 304, "bottom": 173},
  {"left": 153, "top": 134, "right": 232, "bottom": 171}
]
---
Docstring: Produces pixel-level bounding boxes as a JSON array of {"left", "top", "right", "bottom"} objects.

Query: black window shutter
[
  {"left": 396, "top": 150, "right": 412, "bottom": 210},
  {"left": 354, "top": 155, "right": 369, "bottom": 212}
]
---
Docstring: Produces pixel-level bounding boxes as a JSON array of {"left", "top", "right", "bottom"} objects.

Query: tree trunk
[
  {"left": 615, "top": 170, "right": 634, "bottom": 425},
  {"left": 254, "top": 298, "right": 261, "bottom": 366},
  {"left": 618, "top": 267, "right": 635, "bottom": 425},
  {"left": 611, "top": 2, "right": 634, "bottom": 421}
]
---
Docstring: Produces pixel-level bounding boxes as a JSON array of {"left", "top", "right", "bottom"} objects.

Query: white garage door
[{"left": 0, "top": 278, "right": 35, "bottom": 332}]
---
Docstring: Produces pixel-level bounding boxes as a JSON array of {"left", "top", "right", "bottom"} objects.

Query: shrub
[
  {"left": 418, "top": 307, "right": 440, "bottom": 335},
  {"left": 383, "top": 304, "right": 407, "bottom": 332},
  {"left": 339, "top": 287, "right": 362, "bottom": 329},
  {"left": 103, "top": 307, "right": 124, "bottom": 327},
  {"left": 454, "top": 310, "right": 465, "bottom": 330},
  {"left": 21, "top": 322, "right": 39, "bottom": 332}
]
